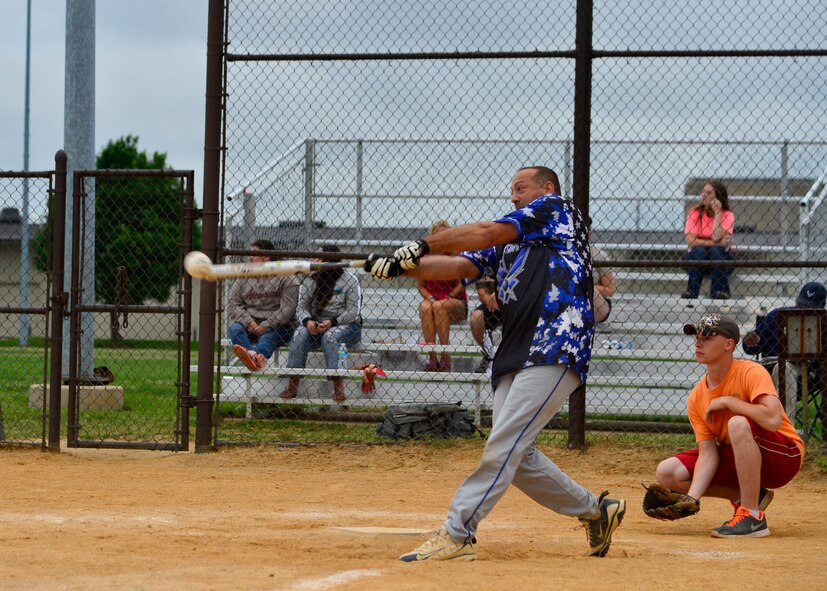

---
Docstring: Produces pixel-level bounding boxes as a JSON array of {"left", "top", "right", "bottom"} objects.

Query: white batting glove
[
  {"left": 393, "top": 239, "right": 430, "bottom": 270},
  {"left": 364, "top": 254, "right": 403, "bottom": 279}
]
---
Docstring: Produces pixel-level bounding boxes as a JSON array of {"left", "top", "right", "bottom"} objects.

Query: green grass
[
  {"left": 1, "top": 340, "right": 825, "bottom": 462},
  {"left": 0, "top": 341, "right": 189, "bottom": 443}
]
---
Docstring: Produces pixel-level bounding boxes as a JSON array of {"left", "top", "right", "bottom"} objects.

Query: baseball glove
[{"left": 641, "top": 483, "right": 700, "bottom": 521}]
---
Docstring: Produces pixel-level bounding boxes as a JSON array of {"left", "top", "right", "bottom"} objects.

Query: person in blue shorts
[{"left": 365, "top": 166, "right": 626, "bottom": 562}]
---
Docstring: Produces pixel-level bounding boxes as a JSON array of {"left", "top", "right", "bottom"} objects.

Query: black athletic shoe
[{"left": 581, "top": 491, "right": 626, "bottom": 557}]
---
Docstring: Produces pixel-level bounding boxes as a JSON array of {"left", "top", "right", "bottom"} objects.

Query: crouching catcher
[{"left": 650, "top": 313, "right": 804, "bottom": 538}]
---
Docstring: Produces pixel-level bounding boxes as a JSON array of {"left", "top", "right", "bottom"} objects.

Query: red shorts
[{"left": 675, "top": 419, "right": 803, "bottom": 489}]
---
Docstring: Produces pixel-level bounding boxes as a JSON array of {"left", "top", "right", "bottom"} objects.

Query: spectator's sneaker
[
  {"left": 233, "top": 345, "right": 260, "bottom": 372},
  {"left": 729, "top": 488, "right": 774, "bottom": 513},
  {"left": 711, "top": 506, "right": 770, "bottom": 538},
  {"left": 712, "top": 291, "right": 731, "bottom": 300},
  {"left": 254, "top": 352, "right": 267, "bottom": 370},
  {"left": 399, "top": 527, "right": 475, "bottom": 562},
  {"left": 580, "top": 491, "right": 626, "bottom": 557},
  {"left": 474, "top": 356, "right": 491, "bottom": 374},
  {"left": 681, "top": 290, "right": 698, "bottom": 299}
]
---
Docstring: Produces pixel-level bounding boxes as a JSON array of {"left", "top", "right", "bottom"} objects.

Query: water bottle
[{"left": 338, "top": 343, "right": 349, "bottom": 369}]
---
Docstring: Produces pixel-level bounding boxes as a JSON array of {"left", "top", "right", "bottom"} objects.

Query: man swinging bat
[{"left": 364, "top": 166, "right": 626, "bottom": 561}]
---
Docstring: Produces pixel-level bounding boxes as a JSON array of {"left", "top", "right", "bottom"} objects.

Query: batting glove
[
  {"left": 393, "top": 239, "right": 430, "bottom": 270},
  {"left": 364, "top": 254, "right": 403, "bottom": 279}
]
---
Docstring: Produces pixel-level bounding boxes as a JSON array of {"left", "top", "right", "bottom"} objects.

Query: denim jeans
[
  {"left": 286, "top": 322, "right": 362, "bottom": 369},
  {"left": 228, "top": 322, "right": 293, "bottom": 360},
  {"left": 684, "top": 246, "right": 733, "bottom": 296}
]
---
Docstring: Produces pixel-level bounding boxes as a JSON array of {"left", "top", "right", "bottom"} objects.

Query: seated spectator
[
  {"left": 227, "top": 239, "right": 298, "bottom": 372},
  {"left": 279, "top": 245, "right": 362, "bottom": 402},
  {"left": 742, "top": 281, "right": 826, "bottom": 421},
  {"left": 418, "top": 220, "right": 468, "bottom": 372},
  {"left": 681, "top": 180, "right": 734, "bottom": 300},
  {"left": 470, "top": 278, "right": 501, "bottom": 374}
]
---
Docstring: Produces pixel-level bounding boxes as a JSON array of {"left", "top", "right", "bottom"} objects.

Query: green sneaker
[
  {"left": 399, "top": 527, "right": 476, "bottom": 562},
  {"left": 581, "top": 491, "right": 626, "bottom": 557}
]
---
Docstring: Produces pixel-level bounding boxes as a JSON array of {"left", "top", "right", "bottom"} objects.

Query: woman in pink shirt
[{"left": 682, "top": 180, "right": 735, "bottom": 299}]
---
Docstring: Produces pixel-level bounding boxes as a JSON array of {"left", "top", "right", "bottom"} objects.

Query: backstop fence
[
  {"left": 3, "top": 1, "right": 827, "bottom": 451},
  {"left": 203, "top": 0, "right": 827, "bottom": 447}
]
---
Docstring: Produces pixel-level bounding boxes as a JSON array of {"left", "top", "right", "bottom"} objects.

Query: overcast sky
[
  {"left": 2, "top": 1, "right": 825, "bottom": 232},
  {"left": 1, "top": 1, "right": 208, "bottom": 199}
]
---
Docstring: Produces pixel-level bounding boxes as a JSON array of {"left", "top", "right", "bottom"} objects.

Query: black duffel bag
[{"left": 376, "top": 402, "right": 482, "bottom": 440}]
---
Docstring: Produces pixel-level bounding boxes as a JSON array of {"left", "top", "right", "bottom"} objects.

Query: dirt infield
[{"left": 1, "top": 442, "right": 825, "bottom": 591}]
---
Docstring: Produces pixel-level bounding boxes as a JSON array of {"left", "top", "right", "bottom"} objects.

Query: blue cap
[{"left": 795, "top": 282, "right": 827, "bottom": 309}]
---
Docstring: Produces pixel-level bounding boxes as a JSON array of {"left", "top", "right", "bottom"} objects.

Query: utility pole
[
  {"left": 20, "top": 0, "right": 32, "bottom": 347},
  {"left": 63, "top": 0, "right": 96, "bottom": 377}
]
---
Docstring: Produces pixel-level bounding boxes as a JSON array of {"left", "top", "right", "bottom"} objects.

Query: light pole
[{"left": 19, "top": 0, "right": 32, "bottom": 347}]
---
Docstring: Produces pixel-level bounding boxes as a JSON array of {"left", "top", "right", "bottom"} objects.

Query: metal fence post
[
  {"left": 568, "top": 0, "right": 594, "bottom": 449},
  {"left": 194, "top": 0, "right": 226, "bottom": 452},
  {"left": 304, "top": 139, "right": 316, "bottom": 250},
  {"left": 356, "top": 140, "right": 363, "bottom": 246},
  {"left": 47, "top": 150, "right": 68, "bottom": 452}
]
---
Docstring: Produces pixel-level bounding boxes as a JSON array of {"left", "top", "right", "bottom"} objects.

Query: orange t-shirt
[{"left": 686, "top": 359, "right": 804, "bottom": 461}]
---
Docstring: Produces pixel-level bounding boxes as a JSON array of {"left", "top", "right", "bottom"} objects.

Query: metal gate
[
  {"left": 0, "top": 161, "right": 60, "bottom": 449},
  {"left": 66, "top": 169, "right": 196, "bottom": 450}
]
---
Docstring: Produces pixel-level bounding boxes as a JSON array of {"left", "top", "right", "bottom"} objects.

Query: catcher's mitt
[{"left": 641, "top": 483, "right": 700, "bottom": 521}]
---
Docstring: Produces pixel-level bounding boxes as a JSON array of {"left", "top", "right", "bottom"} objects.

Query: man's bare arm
[
  {"left": 365, "top": 220, "right": 518, "bottom": 280},
  {"left": 405, "top": 255, "right": 480, "bottom": 281},
  {"left": 423, "top": 221, "right": 518, "bottom": 254}
]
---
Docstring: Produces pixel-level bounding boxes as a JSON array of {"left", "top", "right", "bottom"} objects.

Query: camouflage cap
[{"left": 682, "top": 313, "right": 740, "bottom": 343}]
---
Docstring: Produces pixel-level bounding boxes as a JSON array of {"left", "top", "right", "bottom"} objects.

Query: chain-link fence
[
  {"left": 4, "top": 2, "right": 825, "bottom": 450},
  {"left": 64, "top": 171, "right": 196, "bottom": 450},
  {"left": 206, "top": 0, "right": 827, "bottom": 445},
  {"left": 0, "top": 172, "right": 53, "bottom": 447},
  {"left": 1, "top": 162, "right": 198, "bottom": 451}
]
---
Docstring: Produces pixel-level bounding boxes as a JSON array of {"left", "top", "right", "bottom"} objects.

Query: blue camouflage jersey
[{"left": 460, "top": 193, "right": 595, "bottom": 385}]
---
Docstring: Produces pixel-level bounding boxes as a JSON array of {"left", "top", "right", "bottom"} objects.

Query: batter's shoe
[
  {"left": 729, "top": 488, "right": 774, "bottom": 513},
  {"left": 399, "top": 527, "right": 475, "bottom": 562},
  {"left": 711, "top": 506, "right": 770, "bottom": 538},
  {"left": 581, "top": 491, "right": 626, "bottom": 557}
]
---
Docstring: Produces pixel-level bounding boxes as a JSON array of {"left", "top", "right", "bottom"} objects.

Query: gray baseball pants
[{"left": 444, "top": 364, "right": 599, "bottom": 542}]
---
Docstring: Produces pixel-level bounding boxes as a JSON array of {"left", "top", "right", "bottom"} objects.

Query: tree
[{"left": 33, "top": 135, "right": 200, "bottom": 342}]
